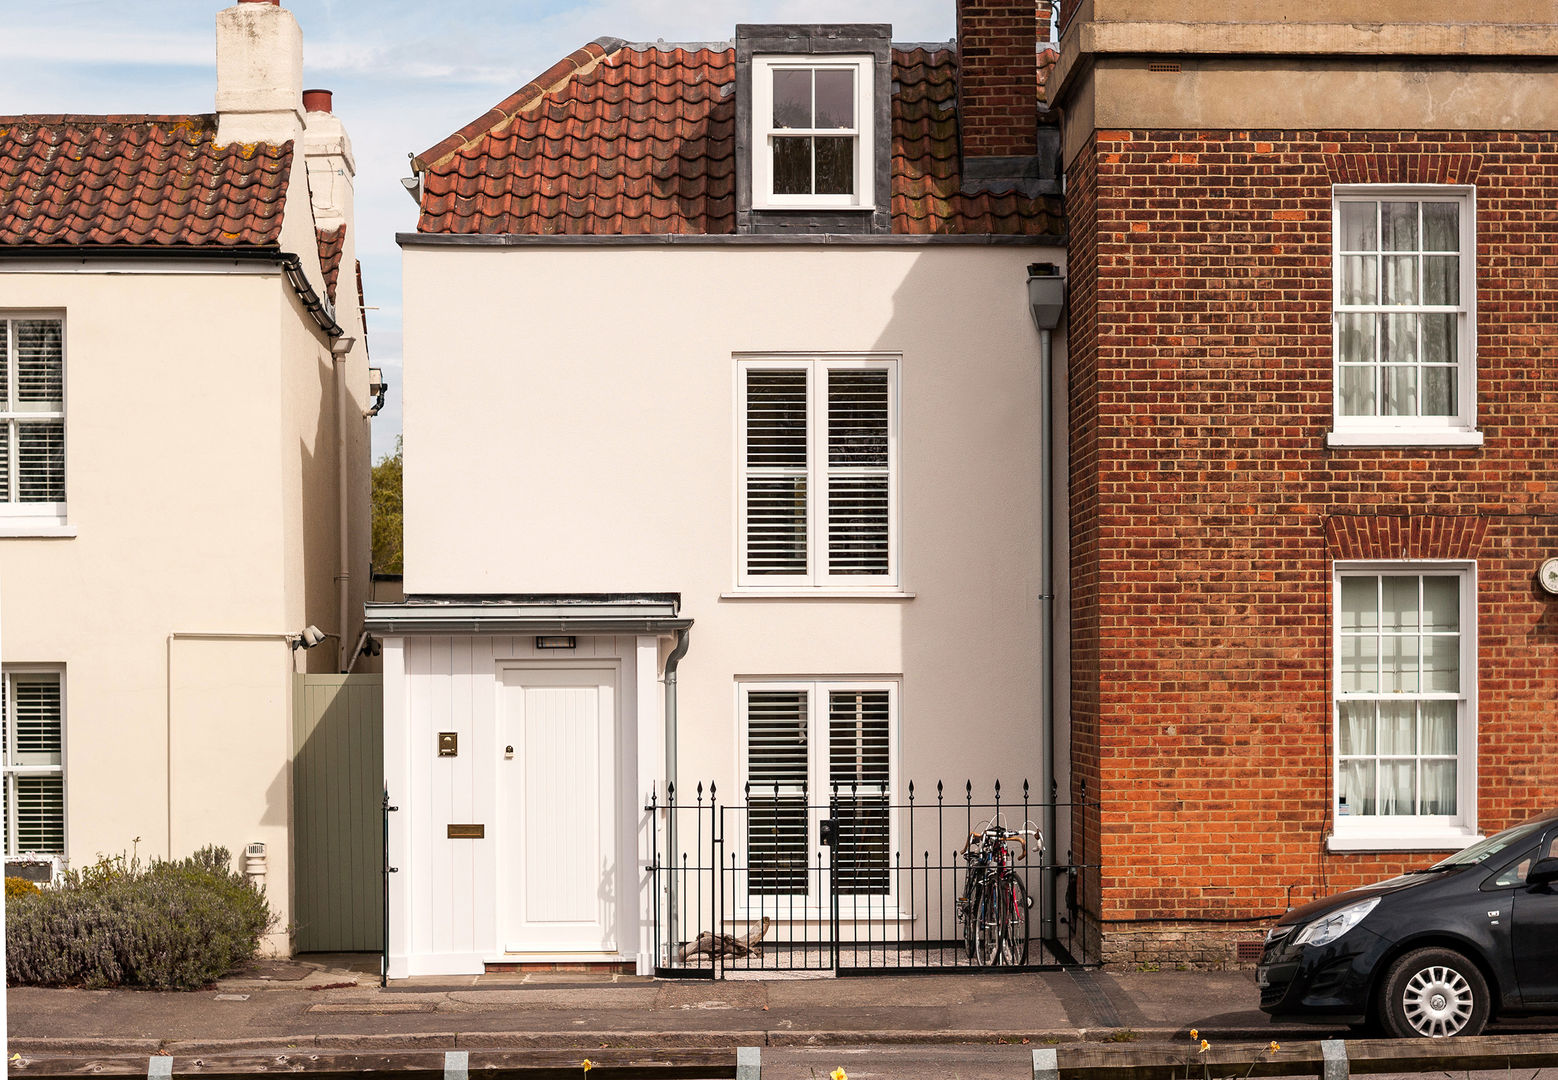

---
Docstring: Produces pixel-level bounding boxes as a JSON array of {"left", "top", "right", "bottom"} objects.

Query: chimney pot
[{"left": 304, "top": 89, "right": 334, "bottom": 113}]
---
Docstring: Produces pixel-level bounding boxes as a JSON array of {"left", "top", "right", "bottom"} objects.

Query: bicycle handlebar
[{"left": 962, "top": 828, "right": 1034, "bottom": 860}]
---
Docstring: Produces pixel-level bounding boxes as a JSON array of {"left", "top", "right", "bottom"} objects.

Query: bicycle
[{"left": 956, "top": 816, "right": 1040, "bottom": 966}]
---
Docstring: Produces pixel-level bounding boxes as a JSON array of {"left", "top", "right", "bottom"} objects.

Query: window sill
[
  {"left": 1327, "top": 429, "right": 1484, "bottom": 448},
  {"left": 722, "top": 589, "right": 914, "bottom": 600},
  {"left": 1327, "top": 830, "right": 1482, "bottom": 853},
  {"left": 0, "top": 522, "right": 76, "bottom": 538}
]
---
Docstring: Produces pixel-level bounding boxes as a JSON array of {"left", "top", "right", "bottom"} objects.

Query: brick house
[{"left": 1050, "top": 0, "right": 1558, "bottom": 965}]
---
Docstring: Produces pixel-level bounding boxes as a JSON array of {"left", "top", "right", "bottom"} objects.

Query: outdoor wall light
[
  {"left": 292, "top": 624, "right": 338, "bottom": 650},
  {"left": 535, "top": 636, "right": 577, "bottom": 649}
]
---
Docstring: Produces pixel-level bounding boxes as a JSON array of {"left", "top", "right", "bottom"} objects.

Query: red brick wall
[
  {"left": 956, "top": 0, "right": 1039, "bottom": 158},
  {"left": 1066, "top": 129, "right": 1558, "bottom": 963}
]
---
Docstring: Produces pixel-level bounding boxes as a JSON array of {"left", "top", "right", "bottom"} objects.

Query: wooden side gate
[{"left": 292, "top": 674, "right": 383, "bottom": 952}]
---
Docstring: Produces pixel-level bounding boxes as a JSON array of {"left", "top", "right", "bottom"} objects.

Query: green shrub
[
  {"left": 4, "top": 877, "right": 39, "bottom": 900},
  {"left": 6, "top": 845, "right": 275, "bottom": 990}
]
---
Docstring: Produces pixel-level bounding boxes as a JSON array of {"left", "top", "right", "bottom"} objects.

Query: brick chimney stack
[
  {"left": 957, "top": 0, "right": 1040, "bottom": 165},
  {"left": 215, "top": 0, "right": 305, "bottom": 146}
]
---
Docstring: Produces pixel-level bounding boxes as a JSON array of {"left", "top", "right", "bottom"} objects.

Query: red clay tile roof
[
  {"left": 415, "top": 43, "right": 1061, "bottom": 237},
  {"left": 316, "top": 225, "right": 346, "bottom": 303},
  {"left": 0, "top": 115, "right": 291, "bottom": 248}
]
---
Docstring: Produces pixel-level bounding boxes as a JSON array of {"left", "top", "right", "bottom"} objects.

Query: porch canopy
[{"left": 364, "top": 593, "right": 692, "bottom": 636}]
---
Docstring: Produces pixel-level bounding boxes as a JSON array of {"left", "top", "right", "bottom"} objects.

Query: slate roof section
[
  {"left": 415, "top": 43, "right": 1061, "bottom": 237},
  {"left": 316, "top": 225, "right": 346, "bottom": 303},
  {"left": 0, "top": 115, "right": 291, "bottom": 248}
]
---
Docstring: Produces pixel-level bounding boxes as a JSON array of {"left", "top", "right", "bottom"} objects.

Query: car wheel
[{"left": 1379, "top": 947, "right": 1490, "bottom": 1038}]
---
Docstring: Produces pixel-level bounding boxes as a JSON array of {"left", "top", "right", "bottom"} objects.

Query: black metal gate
[{"left": 646, "top": 779, "right": 1097, "bottom": 977}]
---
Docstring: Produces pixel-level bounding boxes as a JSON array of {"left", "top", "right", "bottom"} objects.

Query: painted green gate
[{"left": 293, "top": 674, "right": 383, "bottom": 953}]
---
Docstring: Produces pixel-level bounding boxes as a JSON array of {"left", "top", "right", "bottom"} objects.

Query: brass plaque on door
[
  {"left": 438, "top": 732, "right": 458, "bottom": 756},
  {"left": 447, "top": 824, "right": 485, "bottom": 839}
]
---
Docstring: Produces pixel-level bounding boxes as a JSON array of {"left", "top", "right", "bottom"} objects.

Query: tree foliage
[{"left": 372, "top": 435, "right": 403, "bottom": 575}]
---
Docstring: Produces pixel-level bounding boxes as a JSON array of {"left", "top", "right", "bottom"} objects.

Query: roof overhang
[{"left": 364, "top": 593, "right": 691, "bottom": 636}]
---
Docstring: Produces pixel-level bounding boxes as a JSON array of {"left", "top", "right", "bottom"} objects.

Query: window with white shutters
[
  {"left": 738, "top": 357, "right": 897, "bottom": 588},
  {"left": 1, "top": 316, "right": 66, "bottom": 519},
  {"left": 741, "top": 680, "right": 896, "bottom": 903},
  {"left": 2, "top": 670, "right": 65, "bottom": 856}
]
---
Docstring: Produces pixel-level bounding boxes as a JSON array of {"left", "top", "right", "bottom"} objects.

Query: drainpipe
[
  {"left": 1028, "top": 263, "right": 1067, "bottom": 943},
  {"left": 663, "top": 628, "right": 691, "bottom": 952},
  {"left": 331, "top": 336, "right": 356, "bottom": 673}
]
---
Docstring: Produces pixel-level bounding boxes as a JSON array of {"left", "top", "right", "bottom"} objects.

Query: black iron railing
[{"left": 646, "top": 779, "right": 1099, "bottom": 977}]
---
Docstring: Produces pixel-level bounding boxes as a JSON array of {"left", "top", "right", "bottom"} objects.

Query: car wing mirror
[{"left": 1527, "top": 856, "right": 1558, "bottom": 888}]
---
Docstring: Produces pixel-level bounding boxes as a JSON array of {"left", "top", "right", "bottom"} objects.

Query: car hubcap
[{"left": 1402, "top": 965, "right": 1473, "bottom": 1037}]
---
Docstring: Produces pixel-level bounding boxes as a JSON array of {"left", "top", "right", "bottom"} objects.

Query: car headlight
[{"left": 1292, "top": 896, "right": 1380, "bottom": 947}]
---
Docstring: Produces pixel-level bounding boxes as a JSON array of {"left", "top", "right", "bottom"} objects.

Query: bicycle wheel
[
  {"left": 959, "top": 864, "right": 983, "bottom": 964},
  {"left": 974, "top": 884, "right": 1004, "bottom": 967},
  {"left": 1000, "top": 876, "right": 1031, "bottom": 966}
]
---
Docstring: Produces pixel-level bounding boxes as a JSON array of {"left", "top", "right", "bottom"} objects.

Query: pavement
[{"left": 9, "top": 953, "right": 1558, "bottom": 1073}]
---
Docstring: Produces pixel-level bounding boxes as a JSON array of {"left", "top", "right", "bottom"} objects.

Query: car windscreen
[{"left": 1430, "top": 818, "right": 1554, "bottom": 869}]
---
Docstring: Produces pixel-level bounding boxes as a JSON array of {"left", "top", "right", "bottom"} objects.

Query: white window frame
[
  {"left": 752, "top": 55, "right": 875, "bottom": 210},
  {"left": 735, "top": 677, "right": 901, "bottom": 917},
  {"left": 735, "top": 354, "right": 900, "bottom": 591},
  {"left": 0, "top": 312, "right": 70, "bottom": 535},
  {"left": 1328, "top": 186, "right": 1481, "bottom": 447},
  {"left": 1330, "top": 562, "right": 1479, "bottom": 851},
  {"left": 2, "top": 666, "right": 66, "bottom": 857}
]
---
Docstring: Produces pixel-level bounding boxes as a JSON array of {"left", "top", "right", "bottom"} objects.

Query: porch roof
[{"left": 364, "top": 593, "right": 691, "bottom": 635}]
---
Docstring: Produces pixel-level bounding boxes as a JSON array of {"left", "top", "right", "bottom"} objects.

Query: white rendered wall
[{"left": 403, "top": 243, "right": 1066, "bottom": 805}]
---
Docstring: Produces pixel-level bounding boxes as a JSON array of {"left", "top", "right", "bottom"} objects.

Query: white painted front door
[{"left": 499, "top": 667, "right": 618, "bottom": 954}]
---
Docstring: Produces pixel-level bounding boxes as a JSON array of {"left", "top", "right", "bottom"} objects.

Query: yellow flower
[
  {"left": 832, "top": 1069, "right": 848, "bottom": 1080},
  {"left": 1199, "top": 1040, "right": 1211, "bottom": 1053},
  {"left": 1189, "top": 1029, "right": 1198, "bottom": 1040},
  {"left": 1269, "top": 1042, "right": 1281, "bottom": 1053},
  {"left": 581, "top": 1061, "right": 594, "bottom": 1073}
]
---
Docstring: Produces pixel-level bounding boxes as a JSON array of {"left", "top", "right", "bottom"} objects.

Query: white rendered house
[{"left": 376, "top": 2, "right": 1071, "bottom": 977}]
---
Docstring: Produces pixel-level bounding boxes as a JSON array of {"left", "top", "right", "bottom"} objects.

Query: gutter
[{"left": 0, "top": 245, "right": 344, "bottom": 340}]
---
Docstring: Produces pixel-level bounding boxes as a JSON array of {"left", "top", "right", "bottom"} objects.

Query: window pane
[
  {"left": 828, "top": 370, "right": 889, "bottom": 467},
  {"left": 813, "top": 69, "right": 854, "bottom": 129},
  {"left": 1382, "top": 632, "right": 1418, "bottom": 693},
  {"left": 1421, "top": 702, "right": 1457, "bottom": 754},
  {"left": 1381, "top": 364, "right": 1418, "bottom": 417},
  {"left": 15, "top": 320, "right": 63, "bottom": 407},
  {"left": 1339, "top": 758, "right": 1375, "bottom": 816},
  {"left": 1338, "top": 364, "right": 1376, "bottom": 416},
  {"left": 14, "top": 775, "right": 64, "bottom": 854},
  {"left": 829, "top": 690, "right": 889, "bottom": 895},
  {"left": 10, "top": 674, "right": 62, "bottom": 766},
  {"left": 1382, "top": 254, "right": 1418, "bottom": 305},
  {"left": 746, "top": 690, "right": 809, "bottom": 895},
  {"left": 1340, "top": 201, "right": 1378, "bottom": 251},
  {"left": 17, "top": 420, "right": 65, "bottom": 502},
  {"left": 1338, "top": 312, "right": 1376, "bottom": 364},
  {"left": 1340, "top": 255, "right": 1378, "bottom": 305},
  {"left": 772, "top": 137, "right": 812, "bottom": 195},
  {"left": 1422, "top": 760, "right": 1457, "bottom": 815},
  {"left": 1378, "top": 760, "right": 1415, "bottom": 815},
  {"left": 1421, "top": 576, "right": 1459, "bottom": 632},
  {"left": 1422, "top": 634, "right": 1460, "bottom": 693},
  {"left": 1339, "top": 632, "right": 1378, "bottom": 693},
  {"left": 746, "top": 477, "right": 807, "bottom": 575},
  {"left": 814, "top": 137, "right": 854, "bottom": 196},
  {"left": 1382, "top": 312, "right": 1417, "bottom": 366},
  {"left": 1339, "top": 576, "right": 1378, "bottom": 631},
  {"left": 0, "top": 321, "right": 9, "bottom": 405},
  {"left": 827, "top": 476, "right": 889, "bottom": 575},
  {"left": 1423, "top": 255, "right": 1459, "bottom": 305},
  {"left": 1382, "top": 201, "right": 1419, "bottom": 251},
  {"left": 746, "top": 370, "right": 807, "bottom": 467},
  {"left": 1338, "top": 701, "right": 1375, "bottom": 754},
  {"left": 1421, "top": 313, "right": 1456, "bottom": 365},
  {"left": 1422, "top": 202, "right": 1459, "bottom": 251},
  {"left": 0, "top": 423, "right": 9, "bottom": 503},
  {"left": 772, "top": 69, "right": 811, "bottom": 129},
  {"left": 1382, "top": 576, "right": 1419, "bottom": 631},
  {"left": 1378, "top": 702, "right": 1416, "bottom": 754}
]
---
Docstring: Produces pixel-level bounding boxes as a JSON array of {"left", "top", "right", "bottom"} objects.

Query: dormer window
[{"left": 752, "top": 57, "right": 874, "bottom": 209}]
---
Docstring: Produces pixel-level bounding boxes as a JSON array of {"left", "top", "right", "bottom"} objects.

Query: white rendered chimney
[
  {"left": 303, "top": 90, "right": 357, "bottom": 230},
  {"left": 215, "top": 0, "right": 305, "bottom": 146}
]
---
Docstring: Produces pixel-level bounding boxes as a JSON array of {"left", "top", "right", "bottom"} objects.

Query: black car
[{"left": 1258, "top": 809, "right": 1558, "bottom": 1037}]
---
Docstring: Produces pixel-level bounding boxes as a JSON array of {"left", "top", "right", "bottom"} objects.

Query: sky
[{"left": 1, "top": 0, "right": 955, "bottom": 462}]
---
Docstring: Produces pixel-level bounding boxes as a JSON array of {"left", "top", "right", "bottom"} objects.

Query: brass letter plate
[
  {"left": 447, "top": 824, "right": 485, "bottom": 839},
  {"left": 438, "top": 732, "right": 458, "bottom": 756}
]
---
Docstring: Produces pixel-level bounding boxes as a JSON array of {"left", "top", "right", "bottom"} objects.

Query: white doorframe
[{"left": 495, "top": 660, "right": 625, "bottom": 958}]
